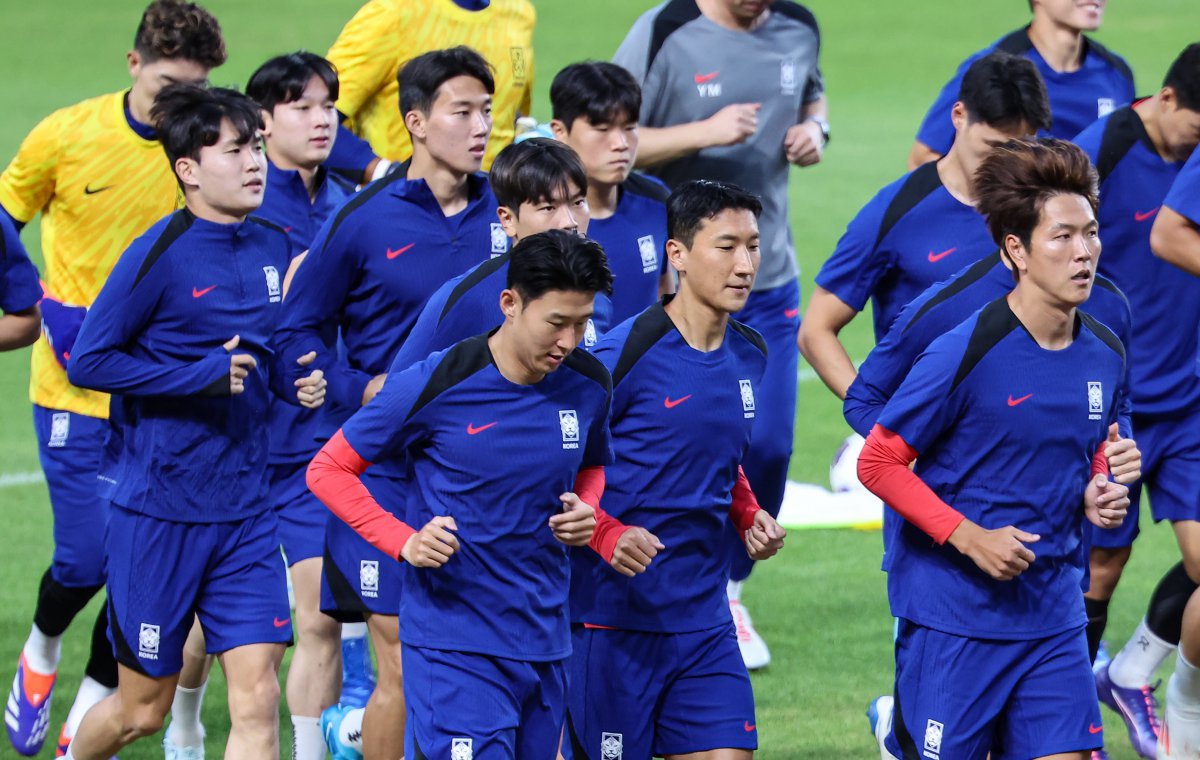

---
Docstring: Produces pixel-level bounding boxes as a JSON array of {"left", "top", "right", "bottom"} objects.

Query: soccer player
[
  {"left": 613, "top": 0, "right": 826, "bottom": 669},
  {"left": 567, "top": 179, "right": 787, "bottom": 760},
  {"left": 1078, "top": 44, "right": 1200, "bottom": 759},
  {"left": 1159, "top": 589, "right": 1200, "bottom": 759},
  {"left": 801, "top": 51, "right": 1050, "bottom": 400},
  {"left": 908, "top": 0, "right": 1134, "bottom": 169},
  {"left": 246, "top": 51, "right": 363, "bottom": 760},
  {"left": 0, "top": 2, "right": 225, "bottom": 755},
  {"left": 0, "top": 214, "right": 40, "bottom": 351},
  {"left": 308, "top": 229, "right": 614, "bottom": 759},
  {"left": 60, "top": 84, "right": 324, "bottom": 760},
  {"left": 857, "top": 138, "right": 1132, "bottom": 760},
  {"left": 274, "top": 45, "right": 501, "bottom": 759},
  {"left": 324, "top": 0, "right": 535, "bottom": 181},
  {"left": 548, "top": 61, "right": 671, "bottom": 330}
]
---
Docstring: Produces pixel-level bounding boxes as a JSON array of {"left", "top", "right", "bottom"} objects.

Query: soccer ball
[{"left": 829, "top": 433, "right": 868, "bottom": 493}]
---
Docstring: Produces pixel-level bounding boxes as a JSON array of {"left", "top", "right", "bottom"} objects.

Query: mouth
[
  {"left": 1070, "top": 269, "right": 1092, "bottom": 283},
  {"left": 244, "top": 179, "right": 264, "bottom": 191},
  {"left": 310, "top": 136, "right": 330, "bottom": 147},
  {"left": 545, "top": 352, "right": 565, "bottom": 368},
  {"left": 469, "top": 144, "right": 487, "bottom": 158},
  {"left": 1077, "top": 1, "right": 1103, "bottom": 12}
]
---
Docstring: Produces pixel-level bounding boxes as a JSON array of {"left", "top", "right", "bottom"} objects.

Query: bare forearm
[
  {"left": 797, "top": 324, "right": 857, "bottom": 400},
  {"left": 635, "top": 123, "right": 714, "bottom": 168},
  {"left": 1151, "top": 206, "right": 1200, "bottom": 276},
  {"left": 0, "top": 308, "right": 40, "bottom": 350}
]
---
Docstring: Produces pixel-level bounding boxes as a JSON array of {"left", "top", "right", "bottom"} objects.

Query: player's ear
[
  {"left": 127, "top": 50, "right": 141, "bottom": 79},
  {"left": 665, "top": 238, "right": 687, "bottom": 275},
  {"left": 497, "top": 206, "right": 518, "bottom": 238},
  {"left": 950, "top": 101, "right": 969, "bottom": 134},
  {"left": 404, "top": 109, "right": 426, "bottom": 141},
  {"left": 174, "top": 157, "right": 200, "bottom": 191},
  {"left": 499, "top": 288, "right": 520, "bottom": 319},
  {"left": 259, "top": 109, "right": 274, "bottom": 139},
  {"left": 1004, "top": 234, "right": 1028, "bottom": 274},
  {"left": 549, "top": 120, "right": 569, "bottom": 141}
]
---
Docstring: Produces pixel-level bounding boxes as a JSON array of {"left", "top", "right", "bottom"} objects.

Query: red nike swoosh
[
  {"left": 1088, "top": 723, "right": 1103, "bottom": 734},
  {"left": 694, "top": 71, "right": 719, "bottom": 84},
  {"left": 387, "top": 243, "right": 415, "bottom": 259},
  {"left": 467, "top": 421, "right": 498, "bottom": 435},
  {"left": 1007, "top": 393, "right": 1033, "bottom": 407},
  {"left": 664, "top": 395, "right": 692, "bottom": 409},
  {"left": 744, "top": 721, "right": 756, "bottom": 732},
  {"left": 273, "top": 617, "right": 290, "bottom": 628},
  {"left": 283, "top": 226, "right": 294, "bottom": 233},
  {"left": 1134, "top": 207, "right": 1159, "bottom": 222},
  {"left": 783, "top": 307, "right": 800, "bottom": 319},
  {"left": 192, "top": 285, "right": 217, "bottom": 298},
  {"left": 927, "top": 247, "right": 956, "bottom": 263}
]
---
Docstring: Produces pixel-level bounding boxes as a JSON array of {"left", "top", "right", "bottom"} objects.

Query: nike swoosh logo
[
  {"left": 744, "top": 721, "right": 756, "bottom": 732},
  {"left": 1134, "top": 207, "right": 1159, "bottom": 222},
  {"left": 927, "top": 247, "right": 956, "bottom": 263},
  {"left": 192, "top": 285, "right": 217, "bottom": 298},
  {"left": 387, "top": 243, "right": 415, "bottom": 259},
  {"left": 664, "top": 395, "right": 692, "bottom": 409},
  {"left": 84, "top": 183, "right": 115, "bottom": 195},
  {"left": 694, "top": 71, "right": 719, "bottom": 84},
  {"left": 273, "top": 617, "right": 290, "bottom": 628},
  {"left": 1088, "top": 723, "right": 1103, "bottom": 734},
  {"left": 467, "top": 422, "right": 498, "bottom": 435},
  {"left": 1007, "top": 393, "right": 1033, "bottom": 407},
  {"left": 283, "top": 226, "right": 294, "bottom": 233},
  {"left": 783, "top": 307, "right": 800, "bottom": 319}
]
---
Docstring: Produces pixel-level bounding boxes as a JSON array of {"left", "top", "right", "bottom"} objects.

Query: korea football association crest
[
  {"left": 451, "top": 737, "right": 473, "bottom": 760},
  {"left": 359, "top": 559, "right": 379, "bottom": 598},
  {"left": 1097, "top": 97, "right": 1116, "bottom": 118},
  {"left": 490, "top": 222, "right": 508, "bottom": 257},
  {"left": 601, "top": 732, "right": 624, "bottom": 759},
  {"left": 48, "top": 411, "right": 70, "bottom": 448},
  {"left": 739, "top": 379, "right": 756, "bottom": 418},
  {"left": 780, "top": 57, "right": 798, "bottom": 95},
  {"left": 583, "top": 318, "right": 598, "bottom": 348},
  {"left": 138, "top": 623, "right": 160, "bottom": 660},
  {"left": 263, "top": 265, "right": 281, "bottom": 303},
  {"left": 638, "top": 234, "right": 658, "bottom": 273},
  {"left": 924, "top": 718, "right": 944, "bottom": 759},
  {"left": 559, "top": 409, "right": 580, "bottom": 449},
  {"left": 1087, "top": 381, "right": 1103, "bottom": 420}
]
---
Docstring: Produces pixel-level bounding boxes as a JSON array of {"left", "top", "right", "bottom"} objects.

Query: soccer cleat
[
  {"left": 1158, "top": 671, "right": 1200, "bottom": 760},
  {"left": 339, "top": 635, "right": 376, "bottom": 709},
  {"left": 730, "top": 599, "right": 770, "bottom": 670},
  {"left": 321, "top": 704, "right": 363, "bottom": 760},
  {"left": 866, "top": 696, "right": 899, "bottom": 760},
  {"left": 1095, "top": 661, "right": 1160, "bottom": 759},
  {"left": 6, "top": 653, "right": 56, "bottom": 756},
  {"left": 162, "top": 724, "right": 204, "bottom": 760}
]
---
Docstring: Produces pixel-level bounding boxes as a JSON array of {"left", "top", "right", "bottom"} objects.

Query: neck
[
  {"left": 1006, "top": 283, "right": 1075, "bottom": 349},
  {"left": 1027, "top": 16, "right": 1085, "bottom": 72},
  {"left": 408, "top": 151, "right": 470, "bottom": 215},
  {"left": 663, "top": 287, "right": 730, "bottom": 351},
  {"left": 587, "top": 181, "right": 620, "bottom": 220},
  {"left": 185, "top": 198, "right": 247, "bottom": 226},
  {"left": 936, "top": 148, "right": 976, "bottom": 206},
  {"left": 127, "top": 88, "right": 153, "bottom": 127},
  {"left": 1134, "top": 95, "right": 1172, "bottom": 160},
  {"left": 269, "top": 152, "right": 321, "bottom": 198},
  {"left": 488, "top": 326, "right": 544, "bottom": 385},
  {"left": 696, "top": 0, "right": 767, "bottom": 31}
]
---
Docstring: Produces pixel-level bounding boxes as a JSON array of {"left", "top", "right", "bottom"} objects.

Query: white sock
[
  {"left": 63, "top": 676, "right": 114, "bottom": 736},
  {"left": 1110, "top": 618, "right": 1175, "bottom": 688},
  {"left": 290, "top": 716, "right": 324, "bottom": 760},
  {"left": 727, "top": 580, "right": 743, "bottom": 603},
  {"left": 166, "top": 681, "right": 207, "bottom": 747},
  {"left": 22, "top": 624, "right": 62, "bottom": 674},
  {"left": 341, "top": 622, "right": 368, "bottom": 640},
  {"left": 339, "top": 707, "right": 365, "bottom": 751},
  {"left": 1171, "top": 650, "right": 1200, "bottom": 708}
]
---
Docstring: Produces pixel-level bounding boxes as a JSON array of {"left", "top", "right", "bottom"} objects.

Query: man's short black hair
[
  {"left": 490, "top": 138, "right": 588, "bottom": 213},
  {"left": 398, "top": 46, "right": 495, "bottom": 116},
  {"left": 151, "top": 84, "right": 262, "bottom": 175},
  {"left": 1164, "top": 43, "right": 1200, "bottom": 112},
  {"left": 667, "top": 180, "right": 763, "bottom": 247},
  {"left": 958, "top": 51, "right": 1052, "bottom": 133},
  {"left": 507, "top": 229, "right": 613, "bottom": 302},
  {"left": 550, "top": 61, "right": 641, "bottom": 128},
  {"left": 246, "top": 52, "right": 339, "bottom": 113}
]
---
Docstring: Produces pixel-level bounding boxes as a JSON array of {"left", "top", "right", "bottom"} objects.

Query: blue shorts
[
  {"left": 1090, "top": 410, "right": 1200, "bottom": 549},
  {"left": 105, "top": 505, "right": 292, "bottom": 677},
  {"left": 886, "top": 620, "right": 1102, "bottom": 759},
  {"left": 403, "top": 644, "right": 566, "bottom": 760},
  {"left": 565, "top": 624, "right": 756, "bottom": 759},
  {"left": 33, "top": 405, "right": 110, "bottom": 588},
  {"left": 320, "top": 471, "right": 405, "bottom": 621},
  {"left": 269, "top": 460, "right": 326, "bottom": 565}
]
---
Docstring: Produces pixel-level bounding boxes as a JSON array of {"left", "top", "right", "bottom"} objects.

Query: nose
[
  {"left": 732, "top": 244, "right": 757, "bottom": 275},
  {"left": 474, "top": 109, "right": 492, "bottom": 136},
  {"left": 554, "top": 205, "right": 578, "bottom": 232},
  {"left": 612, "top": 129, "right": 629, "bottom": 151}
]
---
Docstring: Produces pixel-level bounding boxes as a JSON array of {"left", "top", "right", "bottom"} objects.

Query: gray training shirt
[{"left": 614, "top": 0, "right": 823, "bottom": 292}]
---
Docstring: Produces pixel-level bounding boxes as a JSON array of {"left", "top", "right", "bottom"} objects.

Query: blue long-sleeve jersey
[
  {"left": 0, "top": 212, "right": 40, "bottom": 314},
  {"left": 68, "top": 210, "right": 291, "bottom": 523}
]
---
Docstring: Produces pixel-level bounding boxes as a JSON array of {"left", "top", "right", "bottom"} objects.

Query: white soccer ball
[{"left": 829, "top": 433, "right": 868, "bottom": 493}]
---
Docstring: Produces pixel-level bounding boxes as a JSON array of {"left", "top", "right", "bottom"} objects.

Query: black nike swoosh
[{"left": 84, "top": 184, "right": 115, "bottom": 195}]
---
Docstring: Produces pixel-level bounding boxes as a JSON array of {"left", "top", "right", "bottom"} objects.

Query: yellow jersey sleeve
[
  {"left": 327, "top": 0, "right": 402, "bottom": 122},
  {"left": 0, "top": 109, "right": 63, "bottom": 223}
]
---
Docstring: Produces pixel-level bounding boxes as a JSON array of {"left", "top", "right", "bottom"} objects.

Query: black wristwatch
[{"left": 807, "top": 116, "right": 831, "bottom": 146}]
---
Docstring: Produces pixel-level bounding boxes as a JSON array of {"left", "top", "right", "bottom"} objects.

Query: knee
[
  {"left": 229, "top": 674, "right": 281, "bottom": 722},
  {"left": 296, "top": 611, "right": 340, "bottom": 651},
  {"left": 120, "top": 704, "right": 167, "bottom": 739},
  {"left": 1182, "top": 555, "right": 1200, "bottom": 586}
]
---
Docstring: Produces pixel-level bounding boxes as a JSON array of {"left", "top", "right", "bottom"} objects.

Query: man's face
[
  {"left": 669, "top": 208, "right": 760, "bottom": 313},
  {"left": 552, "top": 113, "right": 638, "bottom": 187},
  {"left": 503, "top": 288, "right": 596, "bottom": 377},
  {"left": 1157, "top": 93, "right": 1200, "bottom": 161},
  {"left": 1035, "top": 0, "right": 1106, "bottom": 32},
  {"left": 181, "top": 118, "right": 267, "bottom": 218},
  {"left": 498, "top": 181, "right": 591, "bottom": 241},
  {"left": 1010, "top": 193, "right": 1101, "bottom": 307},
  {"left": 408, "top": 75, "right": 493, "bottom": 174},
  {"left": 953, "top": 107, "right": 1036, "bottom": 179},
  {"left": 263, "top": 74, "right": 337, "bottom": 170},
  {"left": 128, "top": 52, "right": 210, "bottom": 104}
]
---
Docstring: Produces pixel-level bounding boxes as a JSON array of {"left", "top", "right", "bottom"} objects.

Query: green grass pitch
[{"left": 0, "top": 1, "right": 1197, "bottom": 757}]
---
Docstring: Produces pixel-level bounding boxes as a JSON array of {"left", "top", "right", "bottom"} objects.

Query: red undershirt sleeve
[
  {"left": 857, "top": 424, "right": 966, "bottom": 545},
  {"left": 728, "top": 465, "right": 761, "bottom": 534},
  {"left": 574, "top": 466, "right": 630, "bottom": 562},
  {"left": 1092, "top": 440, "right": 1109, "bottom": 479},
  {"left": 307, "top": 429, "right": 417, "bottom": 561}
]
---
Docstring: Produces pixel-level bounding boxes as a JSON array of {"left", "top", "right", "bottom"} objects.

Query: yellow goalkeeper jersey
[
  {"left": 327, "top": 0, "right": 536, "bottom": 169},
  {"left": 0, "top": 90, "right": 180, "bottom": 418}
]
